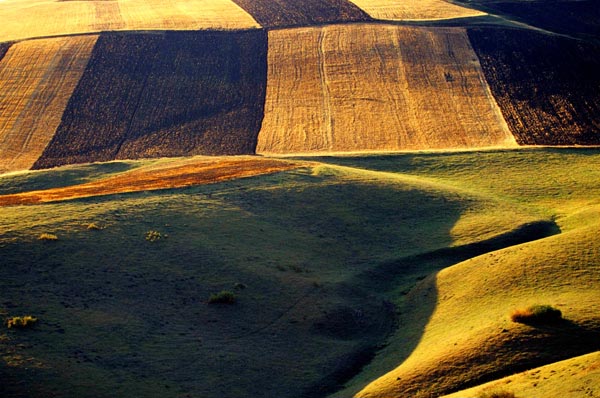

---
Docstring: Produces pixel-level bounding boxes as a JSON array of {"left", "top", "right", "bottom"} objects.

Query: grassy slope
[
  {"left": 34, "top": 30, "right": 267, "bottom": 169},
  {"left": 0, "top": 151, "right": 550, "bottom": 398},
  {"left": 443, "top": 350, "right": 600, "bottom": 398},
  {"left": 312, "top": 148, "right": 600, "bottom": 397}
]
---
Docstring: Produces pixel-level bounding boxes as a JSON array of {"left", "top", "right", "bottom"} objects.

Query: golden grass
[
  {"left": 0, "top": 0, "right": 259, "bottom": 42},
  {"left": 443, "top": 351, "right": 600, "bottom": 398},
  {"left": 356, "top": 212, "right": 600, "bottom": 397},
  {"left": 0, "top": 36, "right": 97, "bottom": 174},
  {"left": 257, "top": 24, "right": 515, "bottom": 155},
  {"left": 348, "top": 0, "right": 486, "bottom": 21},
  {"left": 0, "top": 156, "right": 302, "bottom": 206}
]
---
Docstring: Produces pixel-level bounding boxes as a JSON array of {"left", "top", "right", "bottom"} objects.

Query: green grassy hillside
[{"left": 1, "top": 149, "right": 598, "bottom": 397}]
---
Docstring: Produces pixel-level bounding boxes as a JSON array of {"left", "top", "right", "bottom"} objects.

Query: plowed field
[
  {"left": 0, "top": 36, "right": 97, "bottom": 174},
  {"left": 257, "top": 24, "right": 515, "bottom": 155},
  {"left": 230, "top": 0, "right": 371, "bottom": 28},
  {"left": 0, "top": 157, "right": 300, "bottom": 205},
  {"left": 468, "top": 28, "right": 600, "bottom": 145},
  {"left": 34, "top": 30, "right": 267, "bottom": 169},
  {"left": 0, "top": 0, "right": 259, "bottom": 42},
  {"left": 348, "top": 0, "right": 485, "bottom": 21}
]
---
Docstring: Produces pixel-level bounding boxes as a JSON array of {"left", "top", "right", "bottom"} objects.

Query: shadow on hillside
[{"left": 326, "top": 220, "right": 560, "bottom": 397}]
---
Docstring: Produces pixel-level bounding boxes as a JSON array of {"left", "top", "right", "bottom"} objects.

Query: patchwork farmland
[{"left": 1, "top": 1, "right": 599, "bottom": 398}]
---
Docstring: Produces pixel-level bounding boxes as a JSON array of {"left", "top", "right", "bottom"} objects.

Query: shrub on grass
[
  {"left": 6, "top": 315, "right": 38, "bottom": 329},
  {"left": 208, "top": 290, "right": 236, "bottom": 304},
  {"left": 38, "top": 233, "right": 58, "bottom": 241},
  {"left": 87, "top": 222, "right": 103, "bottom": 230},
  {"left": 145, "top": 230, "right": 162, "bottom": 242},
  {"left": 511, "top": 304, "right": 562, "bottom": 324}
]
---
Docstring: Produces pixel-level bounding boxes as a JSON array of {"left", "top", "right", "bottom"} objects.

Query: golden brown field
[
  {"left": 0, "top": 36, "right": 97, "bottom": 174},
  {"left": 348, "top": 0, "right": 485, "bottom": 21},
  {"left": 0, "top": 156, "right": 300, "bottom": 206},
  {"left": 257, "top": 24, "right": 515, "bottom": 155},
  {"left": 0, "top": 0, "right": 259, "bottom": 42}
]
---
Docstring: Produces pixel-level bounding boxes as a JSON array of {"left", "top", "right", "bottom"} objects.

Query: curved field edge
[
  {"left": 0, "top": 0, "right": 260, "bottom": 43},
  {"left": 442, "top": 350, "right": 600, "bottom": 398}
]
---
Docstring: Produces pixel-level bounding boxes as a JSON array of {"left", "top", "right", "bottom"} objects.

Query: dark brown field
[
  {"left": 0, "top": 42, "right": 10, "bottom": 60},
  {"left": 230, "top": 0, "right": 371, "bottom": 28},
  {"left": 33, "top": 30, "right": 268, "bottom": 170},
  {"left": 468, "top": 28, "right": 600, "bottom": 145}
]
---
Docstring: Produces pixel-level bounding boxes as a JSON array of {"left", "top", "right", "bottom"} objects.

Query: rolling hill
[{"left": 1, "top": 1, "right": 599, "bottom": 397}]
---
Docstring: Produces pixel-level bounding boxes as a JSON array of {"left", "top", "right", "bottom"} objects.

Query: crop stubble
[
  {"left": 468, "top": 28, "right": 600, "bottom": 145},
  {"left": 257, "top": 24, "right": 515, "bottom": 155},
  {"left": 0, "top": 36, "right": 97, "bottom": 174},
  {"left": 34, "top": 30, "right": 267, "bottom": 169},
  {"left": 0, "top": 0, "right": 259, "bottom": 42},
  {"left": 347, "top": 0, "right": 485, "bottom": 21},
  {"left": 229, "top": 0, "right": 371, "bottom": 28}
]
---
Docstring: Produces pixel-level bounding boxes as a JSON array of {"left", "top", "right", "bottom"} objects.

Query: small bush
[
  {"left": 6, "top": 316, "right": 38, "bottom": 329},
  {"left": 38, "top": 233, "right": 58, "bottom": 241},
  {"left": 511, "top": 304, "right": 562, "bottom": 324},
  {"left": 145, "top": 230, "right": 163, "bottom": 242},
  {"left": 208, "top": 290, "right": 236, "bottom": 304}
]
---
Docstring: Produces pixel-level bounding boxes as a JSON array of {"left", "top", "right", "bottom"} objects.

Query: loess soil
[
  {"left": 3, "top": 157, "right": 299, "bottom": 206},
  {"left": 33, "top": 30, "right": 267, "bottom": 170},
  {"left": 229, "top": 0, "right": 371, "bottom": 28},
  {"left": 468, "top": 27, "right": 600, "bottom": 145}
]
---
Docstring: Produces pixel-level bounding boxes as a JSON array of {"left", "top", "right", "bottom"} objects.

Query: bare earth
[{"left": 0, "top": 157, "right": 301, "bottom": 206}]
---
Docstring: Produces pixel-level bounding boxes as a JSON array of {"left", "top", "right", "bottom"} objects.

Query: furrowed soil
[
  {"left": 347, "top": 0, "right": 485, "bottom": 21},
  {"left": 0, "top": 36, "right": 97, "bottom": 174},
  {"left": 257, "top": 24, "right": 515, "bottom": 155},
  {"left": 34, "top": 30, "right": 267, "bottom": 170},
  {"left": 468, "top": 27, "right": 600, "bottom": 145},
  {"left": 0, "top": 157, "right": 300, "bottom": 205},
  {"left": 229, "top": 0, "right": 371, "bottom": 28},
  {"left": 0, "top": 0, "right": 259, "bottom": 42}
]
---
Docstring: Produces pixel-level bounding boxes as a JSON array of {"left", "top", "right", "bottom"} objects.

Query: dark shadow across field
[
  {"left": 0, "top": 42, "right": 10, "bottom": 61},
  {"left": 229, "top": 0, "right": 371, "bottom": 28},
  {"left": 33, "top": 30, "right": 267, "bottom": 169}
]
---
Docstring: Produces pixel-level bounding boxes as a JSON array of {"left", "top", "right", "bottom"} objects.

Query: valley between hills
[{"left": 1, "top": 0, "right": 599, "bottom": 397}]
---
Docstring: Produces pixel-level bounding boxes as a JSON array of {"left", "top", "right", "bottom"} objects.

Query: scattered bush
[
  {"left": 38, "top": 233, "right": 58, "bottom": 241},
  {"left": 208, "top": 290, "right": 236, "bottom": 304},
  {"left": 6, "top": 315, "right": 38, "bottom": 329},
  {"left": 511, "top": 304, "right": 562, "bottom": 324},
  {"left": 145, "top": 230, "right": 163, "bottom": 242}
]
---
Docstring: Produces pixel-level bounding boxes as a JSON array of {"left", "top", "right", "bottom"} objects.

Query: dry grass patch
[
  {"left": 0, "top": 157, "right": 302, "bottom": 206},
  {"left": 348, "top": 0, "right": 485, "bottom": 21},
  {"left": 0, "top": 0, "right": 258, "bottom": 42},
  {"left": 257, "top": 24, "right": 514, "bottom": 155},
  {"left": 510, "top": 305, "right": 562, "bottom": 325},
  {"left": 0, "top": 36, "right": 97, "bottom": 174}
]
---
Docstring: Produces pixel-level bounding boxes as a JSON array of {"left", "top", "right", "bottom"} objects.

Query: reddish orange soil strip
[{"left": 0, "top": 157, "right": 301, "bottom": 206}]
